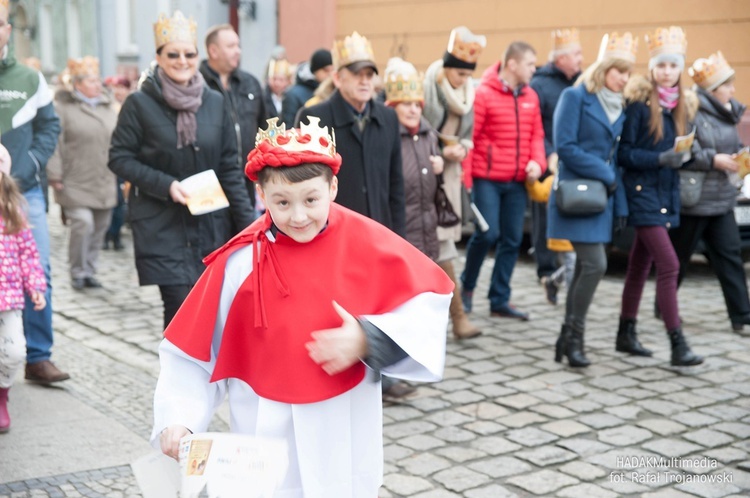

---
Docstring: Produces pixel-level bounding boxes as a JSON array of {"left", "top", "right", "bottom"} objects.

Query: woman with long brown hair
[{"left": 617, "top": 26, "right": 703, "bottom": 366}]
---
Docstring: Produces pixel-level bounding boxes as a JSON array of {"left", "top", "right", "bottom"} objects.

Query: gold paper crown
[
  {"left": 646, "top": 26, "right": 687, "bottom": 58},
  {"left": 255, "top": 117, "right": 336, "bottom": 158},
  {"left": 267, "top": 59, "right": 292, "bottom": 79},
  {"left": 67, "top": 56, "right": 100, "bottom": 78},
  {"left": 689, "top": 51, "right": 735, "bottom": 91},
  {"left": 385, "top": 74, "right": 424, "bottom": 103},
  {"left": 447, "top": 27, "right": 486, "bottom": 64},
  {"left": 153, "top": 11, "right": 197, "bottom": 50},
  {"left": 598, "top": 32, "right": 638, "bottom": 63},
  {"left": 332, "top": 31, "right": 376, "bottom": 70},
  {"left": 552, "top": 28, "right": 581, "bottom": 52}
]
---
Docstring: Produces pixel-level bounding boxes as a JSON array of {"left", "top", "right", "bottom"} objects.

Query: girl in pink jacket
[{"left": 0, "top": 143, "right": 47, "bottom": 433}]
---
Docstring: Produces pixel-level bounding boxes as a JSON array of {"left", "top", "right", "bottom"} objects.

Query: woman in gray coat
[
  {"left": 48, "top": 57, "right": 118, "bottom": 291},
  {"left": 670, "top": 52, "right": 750, "bottom": 332}
]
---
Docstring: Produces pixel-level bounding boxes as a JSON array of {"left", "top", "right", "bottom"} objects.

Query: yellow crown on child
[
  {"left": 332, "top": 32, "right": 376, "bottom": 70},
  {"left": 153, "top": 11, "right": 197, "bottom": 50},
  {"left": 689, "top": 51, "right": 735, "bottom": 91},
  {"left": 646, "top": 26, "right": 687, "bottom": 58},
  {"left": 552, "top": 28, "right": 581, "bottom": 52},
  {"left": 447, "top": 27, "right": 486, "bottom": 64},
  {"left": 598, "top": 32, "right": 638, "bottom": 63},
  {"left": 255, "top": 117, "right": 337, "bottom": 158},
  {"left": 67, "top": 56, "right": 100, "bottom": 78},
  {"left": 267, "top": 59, "right": 292, "bottom": 79}
]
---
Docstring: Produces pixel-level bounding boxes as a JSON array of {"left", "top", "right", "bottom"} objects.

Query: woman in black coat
[
  {"left": 671, "top": 53, "right": 750, "bottom": 332},
  {"left": 108, "top": 11, "right": 254, "bottom": 328}
]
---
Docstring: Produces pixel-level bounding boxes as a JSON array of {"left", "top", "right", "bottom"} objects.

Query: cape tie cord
[{"left": 250, "top": 227, "right": 291, "bottom": 329}]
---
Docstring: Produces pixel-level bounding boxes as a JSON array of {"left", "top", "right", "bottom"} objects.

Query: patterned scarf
[
  {"left": 158, "top": 66, "right": 204, "bottom": 149},
  {"left": 657, "top": 85, "right": 680, "bottom": 110}
]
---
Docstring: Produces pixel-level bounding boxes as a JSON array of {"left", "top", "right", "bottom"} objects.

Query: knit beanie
[
  {"left": 310, "top": 49, "right": 333, "bottom": 73},
  {"left": 649, "top": 52, "right": 685, "bottom": 72}
]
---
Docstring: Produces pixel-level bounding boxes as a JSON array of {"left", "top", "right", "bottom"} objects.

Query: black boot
[
  {"left": 616, "top": 317, "right": 653, "bottom": 356},
  {"left": 668, "top": 328, "right": 704, "bottom": 366},
  {"left": 102, "top": 232, "right": 111, "bottom": 250},
  {"left": 554, "top": 324, "right": 570, "bottom": 363},
  {"left": 565, "top": 326, "right": 591, "bottom": 367}
]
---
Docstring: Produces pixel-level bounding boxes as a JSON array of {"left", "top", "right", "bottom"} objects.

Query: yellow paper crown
[
  {"left": 267, "top": 59, "right": 292, "bottom": 79},
  {"left": 598, "top": 32, "right": 638, "bottom": 63},
  {"left": 646, "top": 26, "right": 687, "bottom": 58},
  {"left": 255, "top": 117, "right": 336, "bottom": 159},
  {"left": 67, "top": 56, "right": 100, "bottom": 78},
  {"left": 447, "top": 27, "right": 486, "bottom": 64},
  {"left": 333, "top": 32, "right": 376, "bottom": 70},
  {"left": 689, "top": 51, "right": 735, "bottom": 91},
  {"left": 552, "top": 28, "right": 581, "bottom": 52},
  {"left": 385, "top": 74, "right": 424, "bottom": 104},
  {"left": 153, "top": 11, "right": 197, "bottom": 50}
]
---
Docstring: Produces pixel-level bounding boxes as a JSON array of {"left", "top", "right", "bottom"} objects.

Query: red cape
[{"left": 165, "top": 204, "right": 453, "bottom": 404}]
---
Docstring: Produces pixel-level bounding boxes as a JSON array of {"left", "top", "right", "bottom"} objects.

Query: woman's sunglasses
[{"left": 165, "top": 52, "right": 198, "bottom": 60}]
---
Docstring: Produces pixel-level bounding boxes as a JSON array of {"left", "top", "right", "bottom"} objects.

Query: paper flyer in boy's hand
[
  {"left": 180, "top": 170, "right": 230, "bottom": 215},
  {"left": 673, "top": 128, "right": 695, "bottom": 161},
  {"left": 132, "top": 433, "right": 288, "bottom": 498},
  {"left": 735, "top": 147, "right": 750, "bottom": 178}
]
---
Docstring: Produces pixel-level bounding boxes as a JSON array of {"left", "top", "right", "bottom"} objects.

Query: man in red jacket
[{"left": 460, "top": 41, "right": 546, "bottom": 320}]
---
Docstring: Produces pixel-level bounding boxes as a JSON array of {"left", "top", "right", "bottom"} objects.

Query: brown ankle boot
[{"left": 439, "top": 261, "right": 481, "bottom": 339}]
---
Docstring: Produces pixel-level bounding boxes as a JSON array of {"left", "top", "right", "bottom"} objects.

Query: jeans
[
  {"left": 461, "top": 179, "right": 527, "bottom": 310},
  {"left": 566, "top": 243, "right": 607, "bottom": 332},
  {"left": 106, "top": 178, "right": 126, "bottom": 242},
  {"left": 531, "top": 201, "right": 558, "bottom": 279},
  {"left": 22, "top": 186, "right": 54, "bottom": 363},
  {"left": 670, "top": 212, "right": 750, "bottom": 320},
  {"left": 621, "top": 226, "right": 680, "bottom": 330}
]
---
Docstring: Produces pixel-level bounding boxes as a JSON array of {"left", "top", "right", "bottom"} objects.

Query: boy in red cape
[{"left": 151, "top": 117, "right": 453, "bottom": 496}]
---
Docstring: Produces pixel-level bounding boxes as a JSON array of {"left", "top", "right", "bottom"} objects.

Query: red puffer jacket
[{"left": 467, "top": 61, "right": 546, "bottom": 186}]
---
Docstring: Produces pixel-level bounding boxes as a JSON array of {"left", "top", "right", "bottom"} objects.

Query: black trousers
[
  {"left": 670, "top": 211, "right": 750, "bottom": 321},
  {"left": 159, "top": 284, "right": 193, "bottom": 330},
  {"left": 531, "top": 201, "right": 558, "bottom": 279}
]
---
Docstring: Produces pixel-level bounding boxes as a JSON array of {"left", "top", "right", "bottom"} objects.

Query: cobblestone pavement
[{"left": 2, "top": 204, "right": 750, "bottom": 497}]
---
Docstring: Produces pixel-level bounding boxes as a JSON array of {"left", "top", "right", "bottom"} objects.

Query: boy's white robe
[{"left": 151, "top": 242, "right": 450, "bottom": 497}]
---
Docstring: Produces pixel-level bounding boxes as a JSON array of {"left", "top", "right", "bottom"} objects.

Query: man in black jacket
[
  {"left": 281, "top": 49, "right": 333, "bottom": 127},
  {"left": 199, "top": 24, "right": 266, "bottom": 209},
  {"left": 297, "top": 34, "right": 405, "bottom": 237},
  {"left": 529, "top": 28, "right": 583, "bottom": 305}
]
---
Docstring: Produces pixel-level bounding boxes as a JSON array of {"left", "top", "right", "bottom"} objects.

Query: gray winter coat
[{"left": 684, "top": 88, "right": 745, "bottom": 216}]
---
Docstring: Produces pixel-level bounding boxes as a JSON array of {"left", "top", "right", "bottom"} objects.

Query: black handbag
[
  {"left": 555, "top": 179, "right": 608, "bottom": 215},
  {"left": 435, "top": 175, "right": 461, "bottom": 228}
]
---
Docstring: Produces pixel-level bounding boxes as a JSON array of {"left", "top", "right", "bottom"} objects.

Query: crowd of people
[{"left": 1, "top": 1, "right": 749, "bottom": 494}]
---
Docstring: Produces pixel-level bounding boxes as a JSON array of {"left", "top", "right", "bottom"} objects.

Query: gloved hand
[
  {"left": 614, "top": 216, "right": 628, "bottom": 235},
  {"left": 659, "top": 150, "right": 685, "bottom": 169}
]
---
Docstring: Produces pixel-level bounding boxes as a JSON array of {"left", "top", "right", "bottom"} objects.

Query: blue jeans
[
  {"left": 461, "top": 179, "right": 527, "bottom": 310},
  {"left": 22, "top": 186, "right": 54, "bottom": 363}
]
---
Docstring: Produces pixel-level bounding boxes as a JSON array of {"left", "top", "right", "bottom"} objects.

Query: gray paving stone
[
  {"left": 496, "top": 411, "right": 549, "bottom": 428},
  {"left": 464, "top": 483, "right": 519, "bottom": 498},
  {"left": 625, "top": 367, "right": 677, "bottom": 381},
  {"left": 433, "top": 446, "right": 487, "bottom": 463},
  {"left": 558, "top": 461, "right": 607, "bottom": 481},
  {"left": 382, "top": 474, "right": 433, "bottom": 496},
  {"left": 682, "top": 429, "right": 736, "bottom": 448},
  {"left": 588, "top": 375, "right": 639, "bottom": 390},
  {"left": 383, "top": 406, "right": 424, "bottom": 422},
  {"left": 398, "top": 434, "right": 446, "bottom": 451},
  {"left": 455, "top": 401, "right": 510, "bottom": 420},
  {"left": 383, "top": 420, "right": 438, "bottom": 439},
  {"left": 432, "top": 426, "right": 477, "bottom": 443},
  {"left": 431, "top": 466, "right": 491, "bottom": 493},
  {"left": 495, "top": 393, "right": 541, "bottom": 410},
  {"left": 470, "top": 436, "right": 522, "bottom": 456},
  {"left": 556, "top": 483, "right": 618, "bottom": 498},
  {"left": 691, "top": 387, "right": 740, "bottom": 402},
  {"left": 506, "top": 469, "right": 579, "bottom": 495},
  {"left": 699, "top": 405, "right": 749, "bottom": 421},
  {"left": 673, "top": 411, "right": 721, "bottom": 427},
  {"left": 466, "top": 456, "right": 532, "bottom": 478},
  {"left": 463, "top": 420, "right": 505, "bottom": 435},
  {"left": 515, "top": 445, "right": 577, "bottom": 466},
  {"left": 603, "top": 404, "right": 644, "bottom": 420},
  {"left": 640, "top": 489, "right": 700, "bottom": 498},
  {"left": 460, "top": 360, "right": 502, "bottom": 374},
  {"left": 675, "top": 477, "right": 740, "bottom": 498},
  {"left": 441, "top": 390, "right": 485, "bottom": 404},
  {"left": 562, "top": 399, "right": 603, "bottom": 413},
  {"left": 638, "top": 399, "right": 688, "bottom": 416},
  {"left": 558, "top": 438, "right": 614, "bottom": 457},
  {"left": 703, "top": 447, "right": 748, "bottom": 464},
  {"left": 578, "top": 413, "right": 624, "bottom": 429},
  {"left": 396, "top": 453, "right": 452, "bottom": 477},
  {"left": 615, "top": 387, "right": 655, "bottom": 400},
  {"left": 384, "top": 444, "right": 415, "bottom": 462},
  {"left": 528, "top": 403, "right": 576, "bottom": 419},
  {"left": 408, "top": 397, "right": 453, "bottom": 412},
  {"left": 597, "top": 425, "right": 653, "bottom": 446},
  {"left": 663, "top": 391, "right": 716, "bottom": 408},
  {"left": 411, "top": 489, "right": 462, "bottom": 498},
  {"left": 540, "top": 419, "right": 590, "bottom": 438},
  {"left": 471, "top": 384, "right": 517, "bottom": 398},
  {"left": 424, "top": 410, "right": 475, "bottom": 427},
  {"left": 712, "top": 422, "right": 750, "bottom": 439},
  {"left": 505, "top": 426, "right": 559, "bottom": 447},
  {"left": 642, "top": 438, "right": 704, "bottom": 457},
  {"left": 636, "top": 418, "right": 688, "bottom": 436}
]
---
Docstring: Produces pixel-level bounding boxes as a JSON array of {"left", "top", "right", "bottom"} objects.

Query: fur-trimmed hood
[{"left": 623, "top": 74, "right": 698, "bottom": 120}]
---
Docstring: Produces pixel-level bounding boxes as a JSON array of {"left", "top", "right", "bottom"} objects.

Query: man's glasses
[{"left": 165, "top": 52, "right": 198, "bottom": 60}]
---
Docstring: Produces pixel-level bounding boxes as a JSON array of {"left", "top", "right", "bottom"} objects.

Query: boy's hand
[
  {"left": 160, "top": 424, "right": 191, "bottom": 461},
  {"left": 306, "top": 301, "right": 367, "bottom": 376},
  {"left": 30, "top": 291, "right": 46, "bottom": 311}
]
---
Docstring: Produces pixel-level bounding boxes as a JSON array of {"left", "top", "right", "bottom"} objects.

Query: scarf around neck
[
  {"left": 596, "top": 86, "right": 623, "bottom": 124},
  {"left": 74, "top": 89, "right": 102, "bottom": 108},
  {"left": 438, "top": 69, "right": 474, "bottom": 117},
  {"left": 658, "top": 85, "right": 680, "bottom": 110},
  {"left": 157, "top": 66, "right": 204, "bottom": 149}
]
